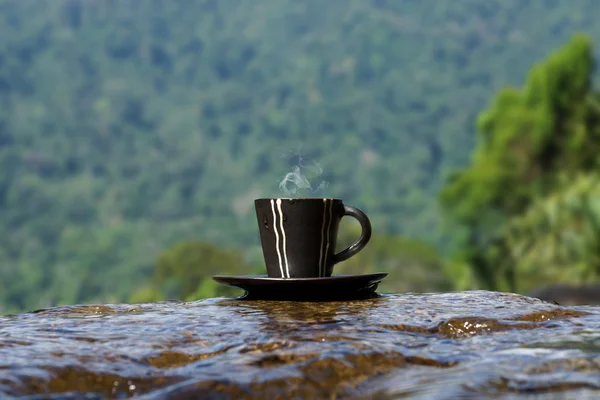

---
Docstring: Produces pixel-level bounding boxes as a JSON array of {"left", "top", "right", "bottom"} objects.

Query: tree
[
  {"left": 506, "top": 173, "right": 600, "bottom": 291},
  {"left": 130, "top": 240, "right": 254, "bottom": 303},
  {"left": 440, "top": 35, "right": 600, "bottom": 291}
]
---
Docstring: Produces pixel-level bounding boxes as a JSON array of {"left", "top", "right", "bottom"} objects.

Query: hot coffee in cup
[{"left": 254, "top": 198, "right": 372, "bottom": 278}]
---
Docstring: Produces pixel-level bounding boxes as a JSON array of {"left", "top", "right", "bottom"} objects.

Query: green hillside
[{"left": 1, "top": 0, "right": 600, "bottom": 311}]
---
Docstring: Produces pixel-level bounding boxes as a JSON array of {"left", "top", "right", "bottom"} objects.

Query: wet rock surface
[{"left": 1, "top": 291, "right": 600, "bottom": 399}]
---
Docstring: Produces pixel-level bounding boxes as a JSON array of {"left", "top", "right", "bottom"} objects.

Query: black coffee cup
[{"left": 254, "top": 198, "right": 372, "bottom": 278}]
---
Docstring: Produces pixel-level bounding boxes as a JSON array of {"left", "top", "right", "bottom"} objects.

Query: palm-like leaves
[
  {"left": 440, "top": 35, "right": 600, "bottom": 292},
  {"left": 506, "top": 174, "right": 600, "bottom": 291}
]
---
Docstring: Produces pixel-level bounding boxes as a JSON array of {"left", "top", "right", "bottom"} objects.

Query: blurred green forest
[{"left": 2, "top": 0, "right": 600, "bottom": 312}]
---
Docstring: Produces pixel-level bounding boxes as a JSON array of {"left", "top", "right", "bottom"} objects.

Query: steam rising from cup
[{"left": 278, "top": 156, "right": 328, "bottom": 197}]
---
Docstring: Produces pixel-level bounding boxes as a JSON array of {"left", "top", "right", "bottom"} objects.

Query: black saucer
[{"left": 212, "top": 273, "right": 388, "bottom": 301}]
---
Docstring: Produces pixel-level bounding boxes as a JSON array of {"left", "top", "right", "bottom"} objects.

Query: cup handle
[{"left": 332, "top": 205, "right": 372, "bottom": 264}]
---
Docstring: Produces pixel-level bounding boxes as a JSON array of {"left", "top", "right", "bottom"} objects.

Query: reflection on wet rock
[{"left": 0, "top": 291, "right": 599, "bottom": 398}]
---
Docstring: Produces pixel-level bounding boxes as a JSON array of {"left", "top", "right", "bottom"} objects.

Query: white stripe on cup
[
  {"left": 270, "top": 199, "right": 285, "bottom": 278},
  {"left": 324, "top": 198, "right": 333, "bottom": 276},
  {"left": 276, "top": 199, "right": 290, "bottom": 278},
  {"left": 319, "top": 199, "right": 328, "bottom": 277}
]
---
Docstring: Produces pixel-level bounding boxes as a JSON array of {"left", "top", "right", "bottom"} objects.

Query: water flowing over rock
[{"left": 1, "top": 291, "right": 600, "bottom": 399}]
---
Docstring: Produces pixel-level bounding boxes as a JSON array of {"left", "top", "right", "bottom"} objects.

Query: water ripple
[{"left": 0, "top": 291, "right": 599, "bottom": 398}]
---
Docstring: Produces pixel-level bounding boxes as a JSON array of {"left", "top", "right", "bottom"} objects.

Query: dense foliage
[
  {"left": 441, "top": 35, "right": 600, "bottom": 294},
  {"left": 2, "top": 0, "right": 600, "bottom": 311}
]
